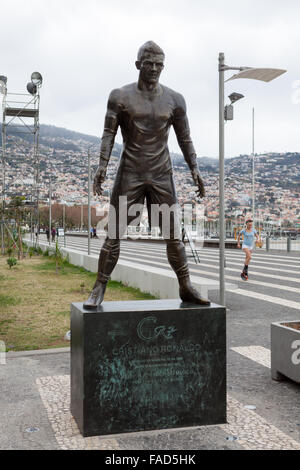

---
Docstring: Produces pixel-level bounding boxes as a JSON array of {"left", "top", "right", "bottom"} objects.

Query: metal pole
[
  {"left": 30, "top": 195, "right": 33, "bottom": 242},
  {"left": 219, "top": 52, "right": 225, "bottom": 306},
  {"left": 49, "top": 177, "right": 52, "bottom": 246},
  {"left": 35, "top": 93, "right": 40, "bottom": 244},
  {"left": 1, "top": 112, "right": 6, "bottom": 256},
  {"left": 88, "top": 149, "right": 91, "bottom": 255},
  {"left": 252, "top": 107, "right": 255, "bottom": 225},
  {"left": 63, "top": 203, "right": 66, "bottom": 247}
]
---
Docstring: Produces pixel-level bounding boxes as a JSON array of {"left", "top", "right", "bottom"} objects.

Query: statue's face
[{"left": 136, "top": 53, "right": 164, "bottom": 84}]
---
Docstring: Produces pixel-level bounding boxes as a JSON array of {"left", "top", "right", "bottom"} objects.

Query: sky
[{"left": 1, "top": 0, "right": 299, "bottom": 158}]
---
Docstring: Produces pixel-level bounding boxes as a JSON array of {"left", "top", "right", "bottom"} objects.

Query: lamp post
[
  {"left": 218, "top": 53, "right": 226, "bottom": 306},
  {"left": 88, "top": 147, "right": 91, "bottom": 255},
  {"left": 218, "top": 53, "right": 286, "bottom": 306},
  {"left": 63, "top": 203, "right": 66, "bottom": 247},
  {"left": 252, "top": 108, "right": 255, "bottom": 226},
  {"left": 49, "top": 176, "right": 52, "bottom": 246}
]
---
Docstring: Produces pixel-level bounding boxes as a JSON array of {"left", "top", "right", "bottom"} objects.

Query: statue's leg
[
  {"left": 84, "top": 170, "right": 145, "bottom": 309},
  {"left": 83, "top": 237, "right": 120, "bottom": 308},
  {"left": 165, "top": 238, "right": 210, "bottom": 305},
  {"left": 83, "top": 237, "right": 120, "bottom": 309},
  {"left": 149, "top": 172, "right": 210, "bottom": 305}
]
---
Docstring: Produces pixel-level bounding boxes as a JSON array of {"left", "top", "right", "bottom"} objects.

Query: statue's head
[{"left": 135, "top": 41, "right": 165, "bottom": 85}]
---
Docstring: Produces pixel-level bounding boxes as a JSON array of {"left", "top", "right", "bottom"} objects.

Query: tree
[{"left": 5, "top": 196, "right": 29, "bottom": 259}]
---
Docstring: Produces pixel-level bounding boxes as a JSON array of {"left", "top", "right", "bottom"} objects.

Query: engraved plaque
[{"left": 71, "top": 299, "right": 226, "bottom": 437}]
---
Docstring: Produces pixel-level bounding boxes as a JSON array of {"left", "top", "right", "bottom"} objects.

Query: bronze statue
[{"left": 84, "top": 41, "right": 210, "bottom": 308}]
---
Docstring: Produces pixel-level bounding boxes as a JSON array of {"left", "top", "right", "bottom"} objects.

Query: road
[{"left": 48, "top": 234, "right": 300, "bottom": 309}]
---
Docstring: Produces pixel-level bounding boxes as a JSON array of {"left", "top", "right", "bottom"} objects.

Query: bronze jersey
[{"left": 99, "top": 82, "right": 198, "bottom": 176}]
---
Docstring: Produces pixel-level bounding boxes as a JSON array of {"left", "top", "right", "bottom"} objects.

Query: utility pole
[
  {"left": 1, "top": 120, "right": 6, "bottom": 255},
  {"left": 88, "top": 148, "right": 91, "bottom": 255},
  {"left": 30, "top": 195, "right": 33, "bottom": 242},
  {"left": 252, "top": 107, "right": 255, "bottom": 225},
  {"left": 49, "top": 177, "right": 52, "bottom": 246},
  {"left": 63, "top": 203, "right": 66, "bottom": 247}
]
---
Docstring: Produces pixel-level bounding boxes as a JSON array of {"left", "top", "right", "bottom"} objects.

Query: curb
[{"left": 6, "top": 347, "right": 70, "bottom": 358}]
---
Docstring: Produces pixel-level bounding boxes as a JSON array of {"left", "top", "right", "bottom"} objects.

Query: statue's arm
[
  {"left": 94, "top": 89, "right": 121, "bottom": 196},
  {"left": 172, "top": 93, "right": 198, "bottom": 171},
  {"left": 173, "top": 94, "right": 205, "bottom": 198}
]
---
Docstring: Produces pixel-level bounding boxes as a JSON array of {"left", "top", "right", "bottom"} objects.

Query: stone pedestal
[{"left": 71, "top": 299, "right": 226, "bottom": 437}]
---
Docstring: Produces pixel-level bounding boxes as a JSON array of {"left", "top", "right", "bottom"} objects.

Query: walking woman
[{"left": 237, "top": 219, "right": 259, "bottom": 280}]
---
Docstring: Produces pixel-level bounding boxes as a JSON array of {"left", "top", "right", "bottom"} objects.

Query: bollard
[
  {"left": 266, "top": 236, "right": 270, "bottom": 252},
  {"left": 0, "top": 340, "right": 6, "bottom": 365}
]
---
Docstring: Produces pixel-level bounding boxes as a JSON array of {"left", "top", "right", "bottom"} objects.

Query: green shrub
[
  {"left": 52, "top": 241, "right": 64, "bottom": 274},
  {"left": 7, "top": 257, "right": 17, "bottom": 269},
  {"left": 28, "top": 247, "right": 36, "bottom": 258}
]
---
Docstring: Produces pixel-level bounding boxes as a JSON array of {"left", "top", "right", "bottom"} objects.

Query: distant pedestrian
[
  {"left": 93, "top": 226, "right": 97, "bottom": 238},
  {"left": 237, "top": 219, "right": 259, "bottom": 280},
  {"left": 51, "top": 227, "right": 56, "bottom": 242},
  {"left": 46, "top": 227, "right": 50, "bottom": 242}
]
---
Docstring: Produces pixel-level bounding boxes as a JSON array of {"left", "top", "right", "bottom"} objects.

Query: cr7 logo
[{"left": 137, "top": 316, "right": 177, "bottom": 342}]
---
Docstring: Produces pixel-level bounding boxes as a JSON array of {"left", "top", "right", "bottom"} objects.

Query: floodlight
[
  {"left": 226, "top": 68, "right": 286, "bottom": 83},
  {"left": 0, "top": 75, "right": 7, "bottom": 94},
  {"left": 31, "top": 71, "right": 43, "bottom": 86},
  {"left": 228, "top": 92, "right": 244, "bottom": 104},
  {"left": 27, "top": 82, "right": 37, "bottom": 95}
]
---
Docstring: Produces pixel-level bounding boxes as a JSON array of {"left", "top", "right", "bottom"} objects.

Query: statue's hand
[
  {"left": 93, "top": 166, "right": 106, "bottom": 196},
  {"left": 191, "top": 168, "right": 205, "bottom": 198}
]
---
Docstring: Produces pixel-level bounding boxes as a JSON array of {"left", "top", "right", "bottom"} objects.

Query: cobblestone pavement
[
  {"left": 36, "top": 374, "right": 300, "bottom": 450},
  {"left": 1, "top": 240, "right": 300, "bottom": 450}
]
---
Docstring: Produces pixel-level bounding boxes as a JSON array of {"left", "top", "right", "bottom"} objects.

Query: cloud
[{"left": 0, "top": 0, "right": 299, "bottom": 157}]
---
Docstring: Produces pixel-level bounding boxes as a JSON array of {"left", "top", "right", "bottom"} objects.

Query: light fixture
[
  {"left": 27, "top": 82, "right": 37, "bottom": 95},
  {"left": 31, "top": 72, "right": 43, "bottom": 87},
  {"left": 225, "top": 68, "right": 286, "bottom": 83},
  {"left": 0, "top": 75, "right": 7, "bottom": 94},
  {"left": 224, "top": 92, "right": 244, "bottom": 121},
  {"left": 228, "top": 92, "right": 244, "bottom": 104}
]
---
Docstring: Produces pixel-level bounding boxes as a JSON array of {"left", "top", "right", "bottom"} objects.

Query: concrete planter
[{"left": 271, "top": 321, "right": 300, "bottom": 383}]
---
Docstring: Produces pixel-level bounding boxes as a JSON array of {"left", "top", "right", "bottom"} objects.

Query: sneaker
[{"left": 240, "top": 272, "right": 248, "bottom": 281}]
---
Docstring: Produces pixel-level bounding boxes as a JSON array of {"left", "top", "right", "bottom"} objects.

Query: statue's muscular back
[{"left": 108, "top": 83, "right": 187, "bottom": 176}]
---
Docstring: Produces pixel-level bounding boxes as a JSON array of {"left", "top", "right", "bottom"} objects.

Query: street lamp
[
  {"left": 27, "top": 72, "right": 43, "bottom": 95},
  {"left": 0, "top": 76, "right": 7, "bottom": 95},
  {"left": 49, "top": 176, "right": 52, "bottom": 246},
  {"left": 218, "top": 53, "right": 286, "bottom": 306},
  {"left": 252, "top": 107, "right": 255, "bottom": 227},
  {"left": 31, "top": 72, "right": 43, "bottom": 87}
]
